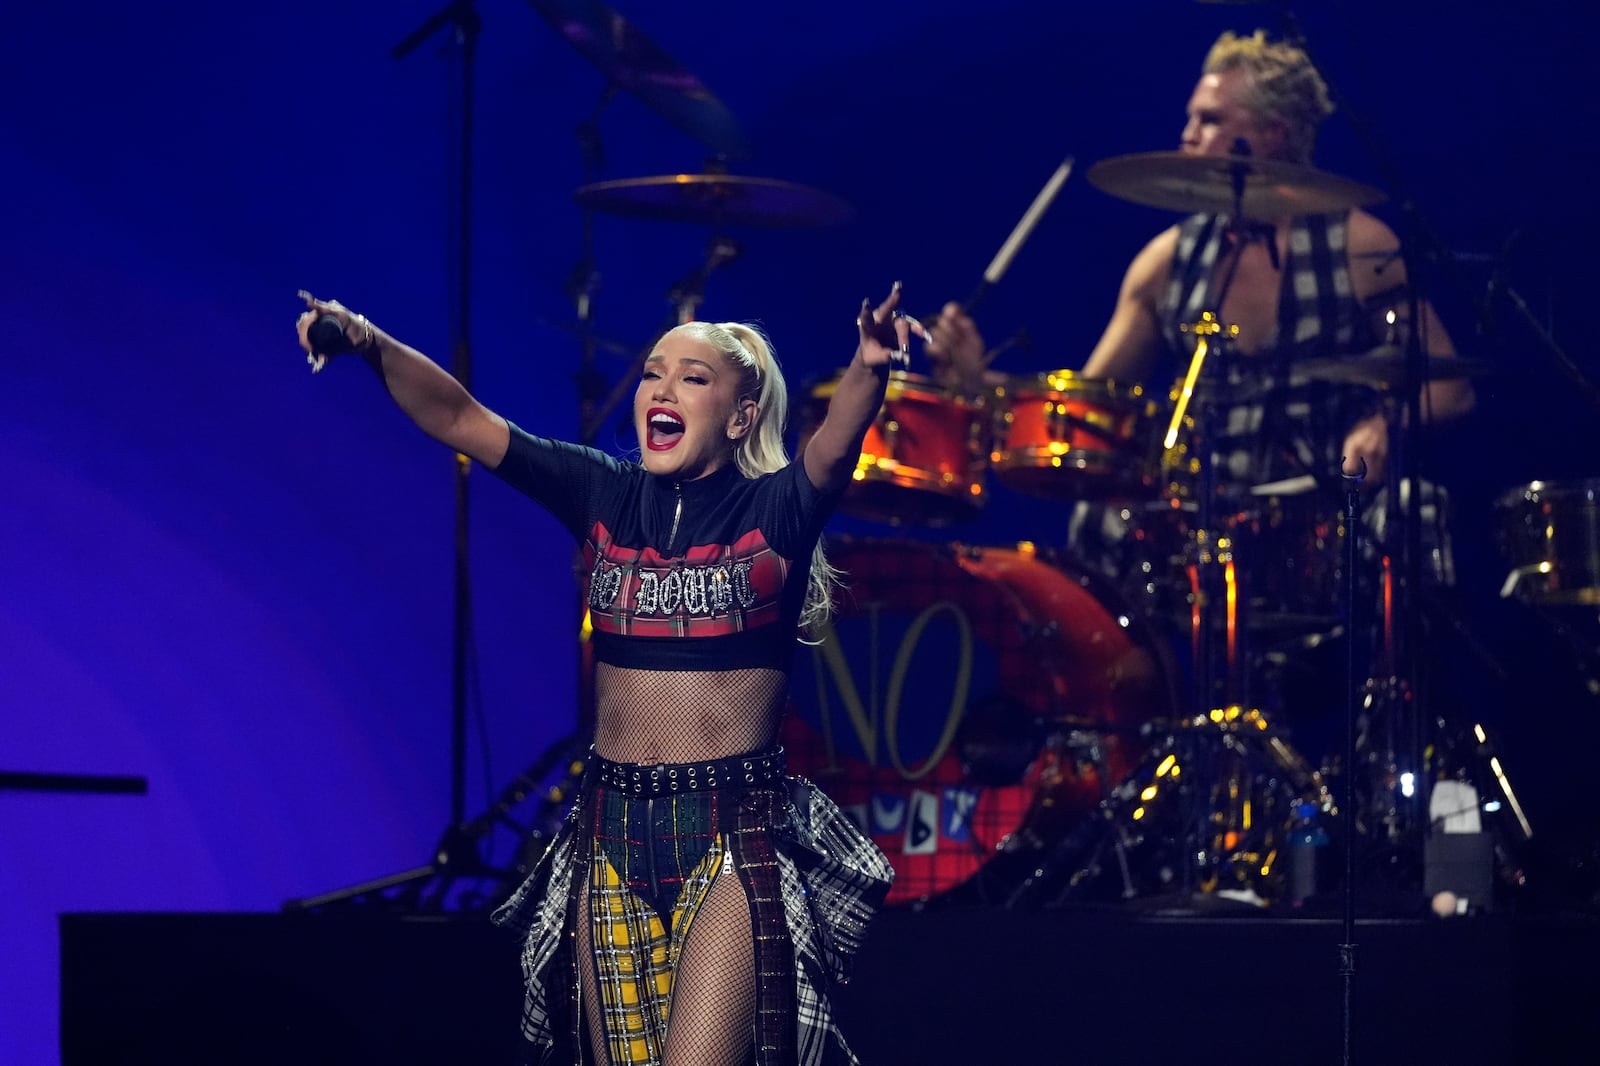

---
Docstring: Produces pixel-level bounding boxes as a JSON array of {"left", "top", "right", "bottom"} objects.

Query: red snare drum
[
  {"left": 782, "top": 538, "right": 1173, "bottom": 905},
  {"left": 990, "top": 371, "right": 1152, "bottom": 501},
  {"left": 801, "top": 371, "right": 989, "bottom": 527}
]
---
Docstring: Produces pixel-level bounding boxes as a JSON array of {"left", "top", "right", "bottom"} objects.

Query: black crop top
[{"left": 489, "top": 423, "right": 841, "bottom": 672}]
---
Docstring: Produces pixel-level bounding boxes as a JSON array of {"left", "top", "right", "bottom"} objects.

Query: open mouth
[{"left": 646, "top": 408, "right": 685, "bottom": 451}]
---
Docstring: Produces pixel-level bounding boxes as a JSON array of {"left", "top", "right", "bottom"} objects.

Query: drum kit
[
  {"left": 513, "top": 0, "right": 1578, "bottom": 915},
  {"left": 772, "top": 152, "right": 1523, "bottom": 911}
]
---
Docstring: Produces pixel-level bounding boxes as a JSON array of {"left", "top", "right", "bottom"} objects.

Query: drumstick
[
  {"left": 981, "top": 156, "right": 1075, "bottom": 290},
  {"left": 921, "top": 156, "right": 1075, "bottom": 327}
]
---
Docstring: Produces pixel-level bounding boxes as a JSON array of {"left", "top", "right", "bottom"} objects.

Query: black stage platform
[{"left": 61, "top": 905, "right": 1600, "bottom": 1065}]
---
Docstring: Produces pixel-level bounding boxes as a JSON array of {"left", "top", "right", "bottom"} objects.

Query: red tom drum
[
  {"left": 800, "top": 371, "right": 989, "bottom": 527},
  {"left": 989, "top": 371, "right": 1152, "bottom": 501}
]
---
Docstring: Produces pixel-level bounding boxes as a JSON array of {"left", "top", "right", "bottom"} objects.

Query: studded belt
[{"left": 592, "top": 747, "right": 786, "bottom": 797}]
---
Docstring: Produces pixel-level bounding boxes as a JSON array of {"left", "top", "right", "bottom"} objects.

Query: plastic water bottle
[{"left": 1287, "top": 801, "right": 1329, "bottom": 905}]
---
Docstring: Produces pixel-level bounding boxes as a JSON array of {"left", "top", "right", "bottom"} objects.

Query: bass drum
[{"left": 783, "top": 538, "right": 1176, "bottom": 906}]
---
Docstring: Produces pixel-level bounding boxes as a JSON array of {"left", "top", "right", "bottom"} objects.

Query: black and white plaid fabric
[
  {"left": 1161, "top": 212, "right": 1367, "bottom": 358},
  {"left": 1159, "top": 211, "right": 1380, "bottom": 493}
]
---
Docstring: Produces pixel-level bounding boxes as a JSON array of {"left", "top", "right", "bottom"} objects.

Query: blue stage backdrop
[{"left": 2, "top": 2, "right": 1592, "bottom": 1061}]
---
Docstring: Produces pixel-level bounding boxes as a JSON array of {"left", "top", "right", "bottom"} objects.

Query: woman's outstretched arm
[{"left": 296, "top": 291, "right": 510, "bottom": 468}]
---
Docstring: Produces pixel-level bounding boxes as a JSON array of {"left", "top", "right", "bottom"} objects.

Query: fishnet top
[{"left": 591, "top": 663, "right": 788, "bottom": 763}]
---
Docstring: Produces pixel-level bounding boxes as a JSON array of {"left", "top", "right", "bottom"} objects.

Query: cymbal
[
  {"left": 528, "top": 0, "right": 750, "bottom": 159},
  {"left": 574, "top": 173, "right": 854, "bottom": 229},
  {"left": 1086, "top": 151, "right": 1386, "bottom": 218},
  {"left": 1295, "top": 346, "right": 1491, "bottom": 390}
]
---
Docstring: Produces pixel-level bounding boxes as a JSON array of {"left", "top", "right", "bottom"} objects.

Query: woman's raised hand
[
  {"left": 295, "top": 290, "right": 376, "bottom": 374},
  {"left": 853, "top": 282, "right": 922, "bottom": 371}
]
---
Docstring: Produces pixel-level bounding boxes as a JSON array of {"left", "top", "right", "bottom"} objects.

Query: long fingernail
[{"left": 892, "top": 280, "right": 903, "bottom": 292}]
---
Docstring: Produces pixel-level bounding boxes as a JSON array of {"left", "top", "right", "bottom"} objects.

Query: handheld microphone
[{"left": 307, "top": 315, "right": 354, "bottom": 357}]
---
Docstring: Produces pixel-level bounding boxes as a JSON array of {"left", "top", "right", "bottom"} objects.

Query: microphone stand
[
  {"left": 400, "top": 0, "right": 481, "bottom": 841},
  {"left": 394, "top": 0, "right": 481, "bottom": 836},
  {"left": 1253, "top": 5, "right": 1506, "bottom": 1062},
  {"left": 285, "top": 0, "right": 490, "bottom": 911},
  {"left": 1264, "top": 2, "right": 1455, "bottom": 850},
  {"left": 1338, "top": 460, "right": 1367, "bottom": 1066}
]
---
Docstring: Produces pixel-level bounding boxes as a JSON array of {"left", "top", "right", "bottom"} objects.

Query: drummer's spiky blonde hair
[{"left": 1204, "top": 30, "right": 1335, "bottom": 164}]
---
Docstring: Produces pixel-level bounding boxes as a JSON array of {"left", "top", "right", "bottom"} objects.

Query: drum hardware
[
  {"left": 1165, "top": 312, "right": 1237, "bottom": 453},
  {"left": 1004, "top": 707, "right": 1336, "bottom": 908},
  {"left": 1050, "top": 181, "right": 1341, "bottom": 904},
  {"left": 577, "top": 230, "right": 749, "bottom": 445}
]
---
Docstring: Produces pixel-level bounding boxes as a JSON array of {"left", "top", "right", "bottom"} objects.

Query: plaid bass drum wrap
[{"left": 492, "top": 775, "right": 893, "bottom": 1066}]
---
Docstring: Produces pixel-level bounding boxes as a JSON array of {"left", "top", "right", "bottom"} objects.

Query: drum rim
[
  {"left": 1494, "top": 478, "right": 1600, "bottom": 508},
  {"left": 807, "top": 368, "right": 987, "bottom": 407}
]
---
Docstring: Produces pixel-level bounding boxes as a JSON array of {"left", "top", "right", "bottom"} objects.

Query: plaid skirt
[{"left": 492, "top": 759, "right": 893, "bottom": 1066}]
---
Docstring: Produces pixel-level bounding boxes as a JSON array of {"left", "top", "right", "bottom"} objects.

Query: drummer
[{"left": 926, "top": 28, "right": 1476, "bottom": 490}]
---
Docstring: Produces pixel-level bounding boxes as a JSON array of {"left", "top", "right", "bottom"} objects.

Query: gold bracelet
[{"left": 352, "top": 313, "right": 377, "bottom": 354}]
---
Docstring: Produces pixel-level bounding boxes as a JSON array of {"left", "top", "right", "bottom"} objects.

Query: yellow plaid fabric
[{"left": 589, "top": 834, "right": 724, "bottom": 1065}]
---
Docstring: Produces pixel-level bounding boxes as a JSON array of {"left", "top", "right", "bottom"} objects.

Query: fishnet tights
[
  {"left": 578, "top": 858, "right": 757, "bottom": 1066},
  {"left": 591, "top": 665, "right": 786, "bottom": 764}
]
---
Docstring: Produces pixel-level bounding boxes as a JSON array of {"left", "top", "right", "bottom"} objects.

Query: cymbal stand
[
  {"left": 1170, "top": 167, "right": 1259, "bottom": 713},
  {"left": 567, "top": 87, "right": 617, "bottom": 743},
  {"left": 1152, "top": 171, "right": 1341, "bottom": 900},
  {"left": 665, "top": 233, "right": 742, "bottom": 326},
  {"left": 573, "top": 86, "right": 617, "bottom": 448},
  {"left": 578, "top": 233, "right": 742, "bottom": 443},
  {"left": 1111, "top": 196, "right": 1274, "bottom": 898}
]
